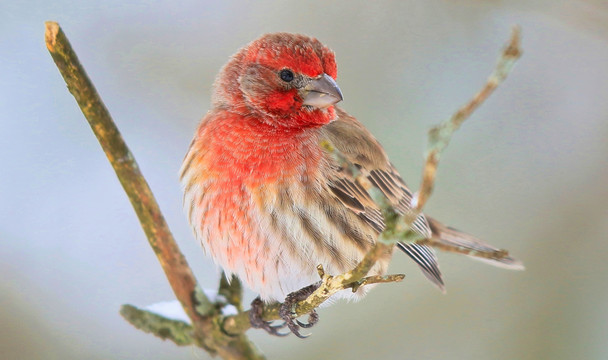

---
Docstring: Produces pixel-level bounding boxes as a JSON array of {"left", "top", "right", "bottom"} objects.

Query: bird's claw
[
  {"left": 249, "top": 297, "right": 289, "bottom": 337},
  {"left": 296, "top": 310, "right": 319, "bottom": 328},
  {"left": 278, "top": 282, "right": 321, "bottom": 338}
]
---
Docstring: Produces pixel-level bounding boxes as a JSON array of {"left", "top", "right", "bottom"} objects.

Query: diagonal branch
[
  {"left": 44, "top": 19, "right": 212, "bottom": 327},
  {"left": 220, "top": 26, "right": 523, "bottom": 335},
  {"left": 45, "top": 21, "right": 264, "bottom": 360}
]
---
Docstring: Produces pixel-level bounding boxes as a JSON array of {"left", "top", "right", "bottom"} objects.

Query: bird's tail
[
  {"left": 425, "top": 217, "right": 525, "bottom": 270},
  {"left": 397, "top": 242, "right": 446, "bottom": 293}
]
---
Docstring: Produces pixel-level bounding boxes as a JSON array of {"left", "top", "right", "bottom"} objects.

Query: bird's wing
[
  {"left": 325, "top": 174, "right": 386, "bottom": 234},
  {"left": 319, "top": 107, "right": 444, "bottom": 290}
]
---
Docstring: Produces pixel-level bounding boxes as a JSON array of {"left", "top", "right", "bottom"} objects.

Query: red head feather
[{"left": 212, "top": 33, "right": 338, "bottom": 126}]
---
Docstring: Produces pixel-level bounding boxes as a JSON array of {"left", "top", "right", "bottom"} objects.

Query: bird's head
[{"left": 213, "top": 33, "right": 343, "bottom": 127}]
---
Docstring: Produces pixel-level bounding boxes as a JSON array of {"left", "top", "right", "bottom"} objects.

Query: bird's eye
[{"left": 279, "top": 69, "right": 295, "bottom": 82}]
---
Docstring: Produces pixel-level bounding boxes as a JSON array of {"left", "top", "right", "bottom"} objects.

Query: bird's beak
[{"left": 301, "top": 73, "right": 343, "bottom": 109}]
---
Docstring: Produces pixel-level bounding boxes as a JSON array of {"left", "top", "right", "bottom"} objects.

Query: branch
[
  {"left": 46, "top": 19, "right": 521, "bottom": 357},
  {"left": 219, "top": 272, "right": 245, "bottom": 313},
  {"left": 45, "top": 21, "right": 264, "bottom": 360},
  {"left": 222, "top": 26, "right": 523, "bottom": 334},
  {"left": 410, "top": 26, "right": 522, "bottom": 217},
  {"left": 223, "top": 262, "right": 405, "bottom": 335},
  {"left": 44, "top": 18, "right": 210, "bottom": 327},
  {"left": 120, "top": 305, "right": 194, "bottom": 346}
]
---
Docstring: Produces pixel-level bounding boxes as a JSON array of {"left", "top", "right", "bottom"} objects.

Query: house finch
[{"left": 180, "top": 33, "right": 523, "bottom": 337}]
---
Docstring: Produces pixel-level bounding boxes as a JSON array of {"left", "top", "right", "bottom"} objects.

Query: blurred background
[{"left": 2, "top": 1, "right": 607, "bottom": 359}]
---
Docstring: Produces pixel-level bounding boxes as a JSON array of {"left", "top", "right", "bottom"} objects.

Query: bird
[{"left": 180, "top": 32, "right": 523, "bottom": 337}]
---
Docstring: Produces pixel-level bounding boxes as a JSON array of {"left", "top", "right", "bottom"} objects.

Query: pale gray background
[{"left": 2, "top": 1, "right": 607, "bottom": 359}]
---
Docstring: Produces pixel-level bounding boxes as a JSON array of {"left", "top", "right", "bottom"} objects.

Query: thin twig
[{"left": 411, "top": 26, "right": 522, "bottom": 215}]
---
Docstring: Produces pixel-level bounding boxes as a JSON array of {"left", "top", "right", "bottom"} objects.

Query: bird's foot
[
  {"left": 279, "top": 282, "right": 321, "bottom": 338},
  {"left": 249, "top": 297, "right": 288, "bottom": 337}
]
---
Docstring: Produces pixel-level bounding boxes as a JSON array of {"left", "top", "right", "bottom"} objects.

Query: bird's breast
[{"left": 205, "top": 119, "right": 324, "bottom": 186}]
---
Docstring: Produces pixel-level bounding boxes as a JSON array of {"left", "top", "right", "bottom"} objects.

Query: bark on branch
[{"left": 45, "top": 21, "right": 264, "bottom": 360}]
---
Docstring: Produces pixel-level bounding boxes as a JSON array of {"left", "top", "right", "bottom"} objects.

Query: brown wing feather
[
  {"left": 322, "top": 108, "right": 432, "bottom": 238},
  {"left": 320, "top": 107, "right": 444, "bottom": 290},
  {"left": 326, "top": 164, "right": 386, "bottom": 234}
]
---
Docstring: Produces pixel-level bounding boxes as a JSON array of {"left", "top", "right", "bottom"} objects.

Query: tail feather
[
  {"left": 397, "top": 242, "right": 446, "bottom": 292},
  {"left": 425, "top": 217, "right": 524, "bottom": 270}
]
